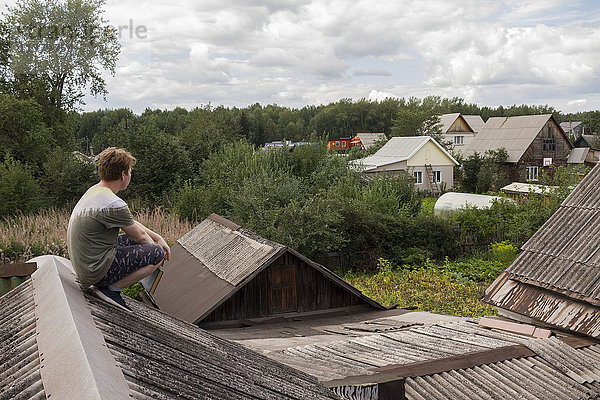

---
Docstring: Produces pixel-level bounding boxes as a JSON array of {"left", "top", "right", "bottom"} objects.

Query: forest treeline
[
  {"left": 2, "top": 94, "right": 597, "bottom": 209},
  {"left": 0, "top": 92, "right": 591, "bottom": 269}
]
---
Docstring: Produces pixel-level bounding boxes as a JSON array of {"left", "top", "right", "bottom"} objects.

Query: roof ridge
[{"left": 30, "top": 256, "right": 131, "bottom": 400}]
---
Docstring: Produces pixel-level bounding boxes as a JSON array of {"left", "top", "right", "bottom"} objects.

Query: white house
[{"left": 354, "top": 136, "right": 459, "bottom": 192}]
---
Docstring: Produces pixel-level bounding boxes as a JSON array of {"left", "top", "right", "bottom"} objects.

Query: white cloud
[{"left": 67, "top": 0, "right": 600, "bottom": 113}]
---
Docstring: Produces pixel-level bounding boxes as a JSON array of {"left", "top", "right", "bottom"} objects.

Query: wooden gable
[
  {"left": 447, "top": 115, "right": 474, "bottom": 133},
  {"left": 200, "top": 250, "right": 366, "bottom": 323},
  {"left": 519, "top": 118, "right": 572, "bottom": 166}
]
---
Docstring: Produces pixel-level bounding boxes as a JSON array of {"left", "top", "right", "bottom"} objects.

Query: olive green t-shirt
[{"left": 67, "top": 185, "right": 135, "bottom": 288}]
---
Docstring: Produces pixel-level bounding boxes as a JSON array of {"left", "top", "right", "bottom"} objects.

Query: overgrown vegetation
[{"left": 344, "top": 241, "right": 518, "bottom": 317}]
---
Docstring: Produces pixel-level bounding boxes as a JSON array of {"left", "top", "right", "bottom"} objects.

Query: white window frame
[
  {"left": 413, "top": 171, "right": 423, "bottom": 184},
  {"left": 433, "top": 170, "right": 442, "bottom": 183},
  {"left": 454, "top": 135, "right": 464, "bottom": 145},
  {"left": 527, "top": 166, "right": 539, "bottom": 181}
]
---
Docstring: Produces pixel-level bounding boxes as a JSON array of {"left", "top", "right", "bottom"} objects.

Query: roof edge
[
  {"left": 207, "top": 213, "right": 241, "bottom": 231},
  {"left": 483, "top": 272, "right": 600, "bottom": 338},
  {"left": 323, "top": 344, "right": 534, "bottom": 387},
  {"left": 30, "top": 255, "right": 131, "bottom": 400}
]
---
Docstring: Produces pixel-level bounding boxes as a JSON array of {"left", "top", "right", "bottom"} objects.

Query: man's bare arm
[{"left": 122, "top": 221, "right": 171, "bottom": 260}]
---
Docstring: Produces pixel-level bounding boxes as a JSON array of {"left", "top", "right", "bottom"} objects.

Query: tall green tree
[{"left": 2, "top": 0, "right": 120, "bottom": 110}]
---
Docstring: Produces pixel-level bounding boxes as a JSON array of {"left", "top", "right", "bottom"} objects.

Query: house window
[
  {"left": 414, "top": 171, "right": 423, "bottom": 184},
  {"left": 543, "top": 126, "right": 556, "bottom": 151},
  {"left": 433, "top": 170, "right": 442, "bottom": 183},
  {"left": 527, "top": 166, "right": 538, "bottom": 181},
  {"left": 454, "top": 136, "right": 464, "bottom": 145},
  {"left": 543, "top": 138, "right": 555, "bottom": 151}
]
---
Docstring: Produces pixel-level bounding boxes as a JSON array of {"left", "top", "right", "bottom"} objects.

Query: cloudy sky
[{"left": 8, "top": 0, "right": 600, "bottom": 113}]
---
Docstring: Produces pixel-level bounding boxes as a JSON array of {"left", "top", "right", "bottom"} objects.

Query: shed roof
[
  {"left": 576, "top": 134, "right": 600, "bottom": 149},
  {"left": 0, "top": 255, "right": 337, "bottom": 400},
  {"left": 464, "top": 114, "right": 571, "bottom": 162},
  {"left": 500, "top": 182, "right": 558, "bottom": 195},
  {"left": 567, "top": 147, "right": 590, "bottom": 164},
  {"left": 484, "top": 162, "right": 600, "bottom": 337},
  {"left": 355, "top": 136, "right": 458, "bottom": 171},
  {"left": 149, "top": 214, "right": 383, "bottom": 324},
  {"left": 353, "top": 133, "right": 386, "bottom": 149},
  {"left": 226, "top": 315, "right": 600, "bottom": 399}
]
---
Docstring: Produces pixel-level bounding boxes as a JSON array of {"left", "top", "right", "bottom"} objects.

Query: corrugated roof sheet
[
  {"left": 178, "top": 218, "right": 282, "bottom": 286},
  {"left": 355, "top": 136, "right": 458, "bottom": 171},
  {"left": 462, "top": 115, "right": 485, "bottom": 133},
  {"left": 355, "top": 133, "right": 386, "bottom": 149},
  {"left": 464, "top": 114, "right": 557, "bottom": 162},
  {"left": 0, "top": 280, "right": 46, "bottom": 400},
  {"left": 484, "top": 162, "right": 600, "bottom": 337},
  {"left": 561, "top": 121, "right": 583, "bottom": 133},
  {"left": 439, "top": 113, "right": 461, "bottom": 133},
  {"left": 500, "top": 182, "right": 558, "bottom": 195},
  {"left": 375, "top": 136, "right": 431, "bottom": 159},
  {"left": 0, "top": 256, "right": 338, "bottom": 399},
  {"left": 568, "top": 147, "right": 590, "bottom": 163},
  {"left": 260, "top": 319, "right": 600, "bottom": 399},
  {"left": 438, "top": 114, "right": 484, "bottom": 134}
]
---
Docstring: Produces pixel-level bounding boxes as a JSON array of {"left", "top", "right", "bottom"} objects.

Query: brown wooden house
[
  {"left": 145, "top": 214, "right": 383, "bottom": 326},
  {"left": 464, "top": 114, "right": 573, "bottom": 182}
]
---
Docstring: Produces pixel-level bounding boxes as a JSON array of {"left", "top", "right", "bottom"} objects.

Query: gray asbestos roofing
[
  {"left": 0, "top": 279, "right": 45, "bottom": 399},
  {"left": 464, "top": 114, "right": 558, "bottom": 162},
  {"left": 484, "top": 162, "right": 600, "bottom": 337},
  {"left": 356, "top": 136, "right": 458, "bottom": 171},
  {"left": 439, "top": 113, "right": 461, "bottom": 133},
  {"left": 262, "top": 319, "right": 600, "bottom": 399},
  {"left": 462, "top": 115, "right": 485, "bottom": 133},
  {"left": 355, "top": 133, "right": 385, "bottom": 149},
  {"left": 375, "top": 136, "right": 431, "bottom": 159},
  {"left": 0, "top": 255, "right": 338, "bottom": 400},
  {"left": 178, "top": 217, "right": 283, "bottom": 286},
  {"left": 567, "top": 147, "right": 590, "bottom": 163}
]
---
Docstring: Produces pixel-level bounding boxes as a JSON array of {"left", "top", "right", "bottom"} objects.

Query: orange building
[{"left": 326, "top": 138, "right": 352, "bottom": 151}]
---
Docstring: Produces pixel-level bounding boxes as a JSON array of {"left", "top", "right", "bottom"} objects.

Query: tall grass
[{"left": 0, "top": 207, "right": 194, "bottom": 263}]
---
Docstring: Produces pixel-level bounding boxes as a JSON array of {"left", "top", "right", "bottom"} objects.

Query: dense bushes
[
  {"left": 174, "top": 139, "right": 433, "bottom": 268},
  {"left": 0, "top": 157, "right": 40, "bottom": 215}
]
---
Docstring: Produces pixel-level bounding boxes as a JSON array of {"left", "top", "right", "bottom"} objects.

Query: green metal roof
[{"left": 0, "top": 262, "right": 37, "bottom": 296}]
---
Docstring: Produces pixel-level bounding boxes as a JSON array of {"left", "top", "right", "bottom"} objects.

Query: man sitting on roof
[{"left": 67, "top": 147, "right": 171, "bottom": 310}]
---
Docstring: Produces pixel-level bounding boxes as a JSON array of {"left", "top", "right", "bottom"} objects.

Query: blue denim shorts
[{"left": 94, "top": 234, "right": 165, "bottom": 288}]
